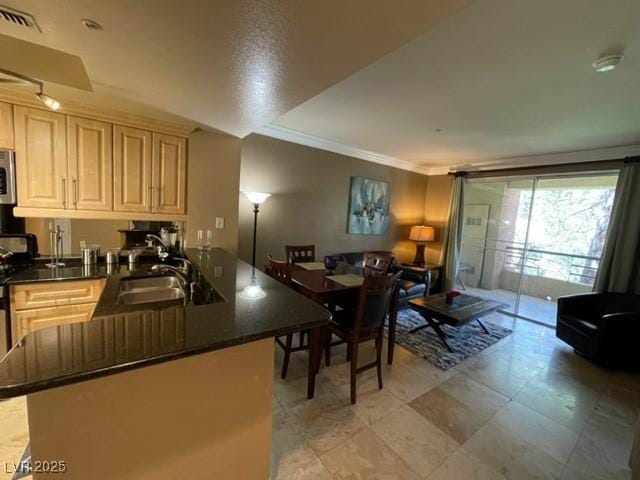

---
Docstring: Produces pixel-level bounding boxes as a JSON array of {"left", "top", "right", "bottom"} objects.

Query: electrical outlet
[{"left": 215, "top": 217, "right": 224, "bottom": 229}]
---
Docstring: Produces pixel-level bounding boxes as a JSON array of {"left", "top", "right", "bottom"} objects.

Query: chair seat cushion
[
  {"left": 574, "top": 319, "right": 598, "bottom": 335},
  {"left": 398, "top": 279, "right": 416, "bottom": 291},
  {"left": 329, "top": 309, "right": 379, "bottom": 336},
  {"left": 560, "top": 315, "right": 599, "bottom": 336},
  {"left": 397, "top": 279, "right": 425, "bottom": 298},
  {"left": 330, "top": 309, "right": 356, "bottom": 329}
]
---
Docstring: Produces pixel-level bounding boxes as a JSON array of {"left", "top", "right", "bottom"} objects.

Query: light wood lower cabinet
[
  {"left": 12, "top": 279, "right": 105, "bottom": 310},
  {"left": 10, "top": 279, "right": 106, "bottom": 344},
  {"left": 13, "top": 304, "right": 96, "bottom": 344}
]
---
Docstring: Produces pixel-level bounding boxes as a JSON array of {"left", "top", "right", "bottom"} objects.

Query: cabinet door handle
[
  {"left": 148, "top": 185, "right": 153, "bottom": 212},
  {"left": 156, "top": 185, "right": 161, "bottom": 210},
  {"left": 62, "top": 177, "right": 67, "bottom": 209},
  {"left": 72, "top": 178, "right": 78, "bottom": 209}
]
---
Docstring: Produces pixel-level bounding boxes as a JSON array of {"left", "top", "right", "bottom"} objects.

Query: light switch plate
[{"left": 215, "top": 217, "right": 224, "bottom": 229}]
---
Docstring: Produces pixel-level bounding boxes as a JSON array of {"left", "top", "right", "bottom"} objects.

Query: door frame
[
  {"left": 460, "top": 203, "right": 490, "bottom": 289},
  {"left": 464, "top": 170, "right": 619, "bottom": 326}
]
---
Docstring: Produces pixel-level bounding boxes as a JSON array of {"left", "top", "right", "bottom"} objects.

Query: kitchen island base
[{"left": 26, "top": 338, "right": 274, "bottom": 479}]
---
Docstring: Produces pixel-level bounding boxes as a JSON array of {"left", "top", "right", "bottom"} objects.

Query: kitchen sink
[
  {"left": 116, "top": 272, "right": 224, "bottom": 306},
  {"left": 117, "top": 275, "right": 185, "bottom": 305},
  {"left": 117, "top": 288, "right": 185, "bottom": 305},
  {"left": 119, "top": 275, "right": 183, "bottom": 292}
]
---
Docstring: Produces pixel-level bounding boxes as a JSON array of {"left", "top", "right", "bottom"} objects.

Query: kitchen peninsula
[{"left": 0, "top": 249, "right": 330, "bottom": 479}]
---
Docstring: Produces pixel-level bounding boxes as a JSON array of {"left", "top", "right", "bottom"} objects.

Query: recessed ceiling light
[
  {"left": 81, "top": 18, "right": 103, "bottom": 31},
  {"left": 435, "top": 128, "right": 442, "bottom": 133},
  {"left": 593, "top": 54, "right": 623, "bottom": 73}
]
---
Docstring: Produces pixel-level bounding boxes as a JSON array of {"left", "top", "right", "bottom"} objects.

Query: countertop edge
[{"left": 0, "top": 317, "right": 329, "bottom": 398}]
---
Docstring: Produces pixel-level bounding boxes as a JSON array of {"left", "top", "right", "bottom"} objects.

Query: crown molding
[
  {"left": 251, "top": 125, "right": 640, "bottom": 177},
  {"left": 425, "top": 165, "right": 455, "bottom": 176},
  {"left": 425, "top": 143, "right": 640, "bottom": 176},
  {"left": 253, "top": 124, "right": 431, "bottom": 175}
]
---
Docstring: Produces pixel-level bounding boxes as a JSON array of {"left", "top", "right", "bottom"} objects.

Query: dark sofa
[
  {"left": 336, "top": 251, "right": 439, "bottom": 309},
  {"left": 556, "top": 292, "right": 640, "bottom": 369}
]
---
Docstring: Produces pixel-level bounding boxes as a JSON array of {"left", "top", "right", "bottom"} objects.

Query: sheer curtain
[
  {"left": 443, "top": 175, "right": 464, "bottom": 291},
  {"left": 595, "top": 161, "right": 640, "bottom": 295}
]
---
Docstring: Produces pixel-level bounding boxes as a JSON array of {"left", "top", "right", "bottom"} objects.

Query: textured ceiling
[
  {"left": 0, "top": 0, "right": 471, "bottom": 137},
  {"left": 271, "top": 0, "right": 640, "bottom": 170}
]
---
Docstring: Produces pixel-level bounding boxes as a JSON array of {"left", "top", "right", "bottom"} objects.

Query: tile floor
[
  {"left": 269, "top": 313, "right": 639, "bottom": 480},
  {"left": 466, "top": 287, "right": 560, "bottom": 326},
  {"left": 1, "top": 312, "right": 638, "bottom": 480}
]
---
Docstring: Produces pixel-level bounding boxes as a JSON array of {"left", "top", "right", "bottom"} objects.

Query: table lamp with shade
[
  {"left": 409, "top": 225, "right": 435, "bottom": 266},
  {"left": 242, "top": 191, "right": 271, "bottom": 267}
]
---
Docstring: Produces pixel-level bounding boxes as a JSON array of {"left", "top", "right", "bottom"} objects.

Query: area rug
[{"left": 386, "top": 308, "right": 513, "bottom": 370}]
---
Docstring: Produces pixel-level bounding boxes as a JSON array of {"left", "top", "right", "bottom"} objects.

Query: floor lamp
[{"left": 242, "top": 192, "right": 271, "bottom": 267}]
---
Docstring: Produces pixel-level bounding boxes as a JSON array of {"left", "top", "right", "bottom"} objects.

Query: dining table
[{"left": 289, "top": 262, "right": 399, "bottom": 399}]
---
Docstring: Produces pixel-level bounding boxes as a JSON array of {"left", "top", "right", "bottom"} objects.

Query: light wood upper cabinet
[
  {"left": 67, "top": 116, "right": 113, "bottom": 211},
  {"left": 0, "top": 102, "right": 14, "bottom": 149},
  {"left": 14, "top": 106, "right": 68, "bottom": 209},
  {"left": 114, "top": 125, "right": 152, "bottom": 213},
  {"left": 153, "top": 133, "right": 187, "bottom": 214},
  {"left": 10, "top": 101, "right": 188, "bottom": 220}
]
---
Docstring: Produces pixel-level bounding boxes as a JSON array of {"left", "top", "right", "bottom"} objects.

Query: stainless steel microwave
[{"left": 0, "top": 149, "right": 16, "bottom": 204}]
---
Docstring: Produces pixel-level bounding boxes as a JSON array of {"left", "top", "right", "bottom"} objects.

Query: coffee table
[{"left": 408, "top": 294, "right": 503, "bottom": 353}]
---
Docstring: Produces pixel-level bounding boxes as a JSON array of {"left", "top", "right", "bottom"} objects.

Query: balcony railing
[{"left": 504, "top": 245, "right": 600, "bottom": 286}]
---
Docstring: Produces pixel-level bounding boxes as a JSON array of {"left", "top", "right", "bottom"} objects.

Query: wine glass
[
  {"left": 205, "top": 229, "right": 213, "bottom": 251},
  {"left": 197, "top": 229, "right": 206, "bottom": 251},
  {"left": 324, "top": 256, "right": 338, "bottom": 275}
]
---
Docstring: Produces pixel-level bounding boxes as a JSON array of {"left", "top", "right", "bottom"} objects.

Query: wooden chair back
[
  {"left": 285, "top": 245, "right": 316, "bottom": 264},
  {"left": 353, "top": 271, "right": 401, "bottom": 338},
  {"left": 362, "top": 251, "right": 395, "bottom": 276},
  {"left": 267, "top": 255, "right": 291, "bottom": 286}
]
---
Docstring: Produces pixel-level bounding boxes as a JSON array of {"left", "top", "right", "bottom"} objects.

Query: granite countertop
[
  {"left": 5, "top": 263, "right": 110, "bottom": 284},
  {"left": 0, "top": 248, "right": 331, "bottom": 398},
  {"left": 3, "top": 252, "right": 161, "bottom": 284}
]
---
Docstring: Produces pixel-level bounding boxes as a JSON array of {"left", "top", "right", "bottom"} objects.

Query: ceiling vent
[{"left": 0, "top": 5, "right": 41, "bottom": 32}]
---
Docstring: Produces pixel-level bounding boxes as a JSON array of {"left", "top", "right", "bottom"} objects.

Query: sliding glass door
[
  {"left": 458, "top": 172, "right": 618, "bottom": 326},
  {"left": 459, "top": 178, "right": 534, "bottom": 316}
]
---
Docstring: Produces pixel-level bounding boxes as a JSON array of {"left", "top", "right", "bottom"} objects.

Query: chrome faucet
[
  {"left": 145, "top": 234, "right": 169, "bottom": 248},
  {"left": 0, "top": 246, "right": 13, "bottom": 262},
  {"left": 150, "top": 264, "right": 192, "bottom": 288},
  {"left": 146, "top": 234, "right": 170, "bottom": 260},
  {"left": 173, "top": 257, "right": 192, "bottom": 275}
]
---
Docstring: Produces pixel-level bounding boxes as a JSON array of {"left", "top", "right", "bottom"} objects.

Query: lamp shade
[
  {"left": 242, "top": 191, "right": 271, "bottom": 205},
  {"left": 409, "top": 225, "right": 435, "bottom": 242}
]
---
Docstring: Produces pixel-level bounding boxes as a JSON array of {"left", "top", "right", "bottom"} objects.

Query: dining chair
[
  {"left": 267, "top": 255, "right": 310, "bottom": 378},
  {"left": 362, "top": 251, "right": 395, "bottom": 276},
  {"left": 285, "top": 244, "right": 316, "bottom": 264},
  {"left": 324, "top": 271, "right": 402, "bottom": 404}
]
